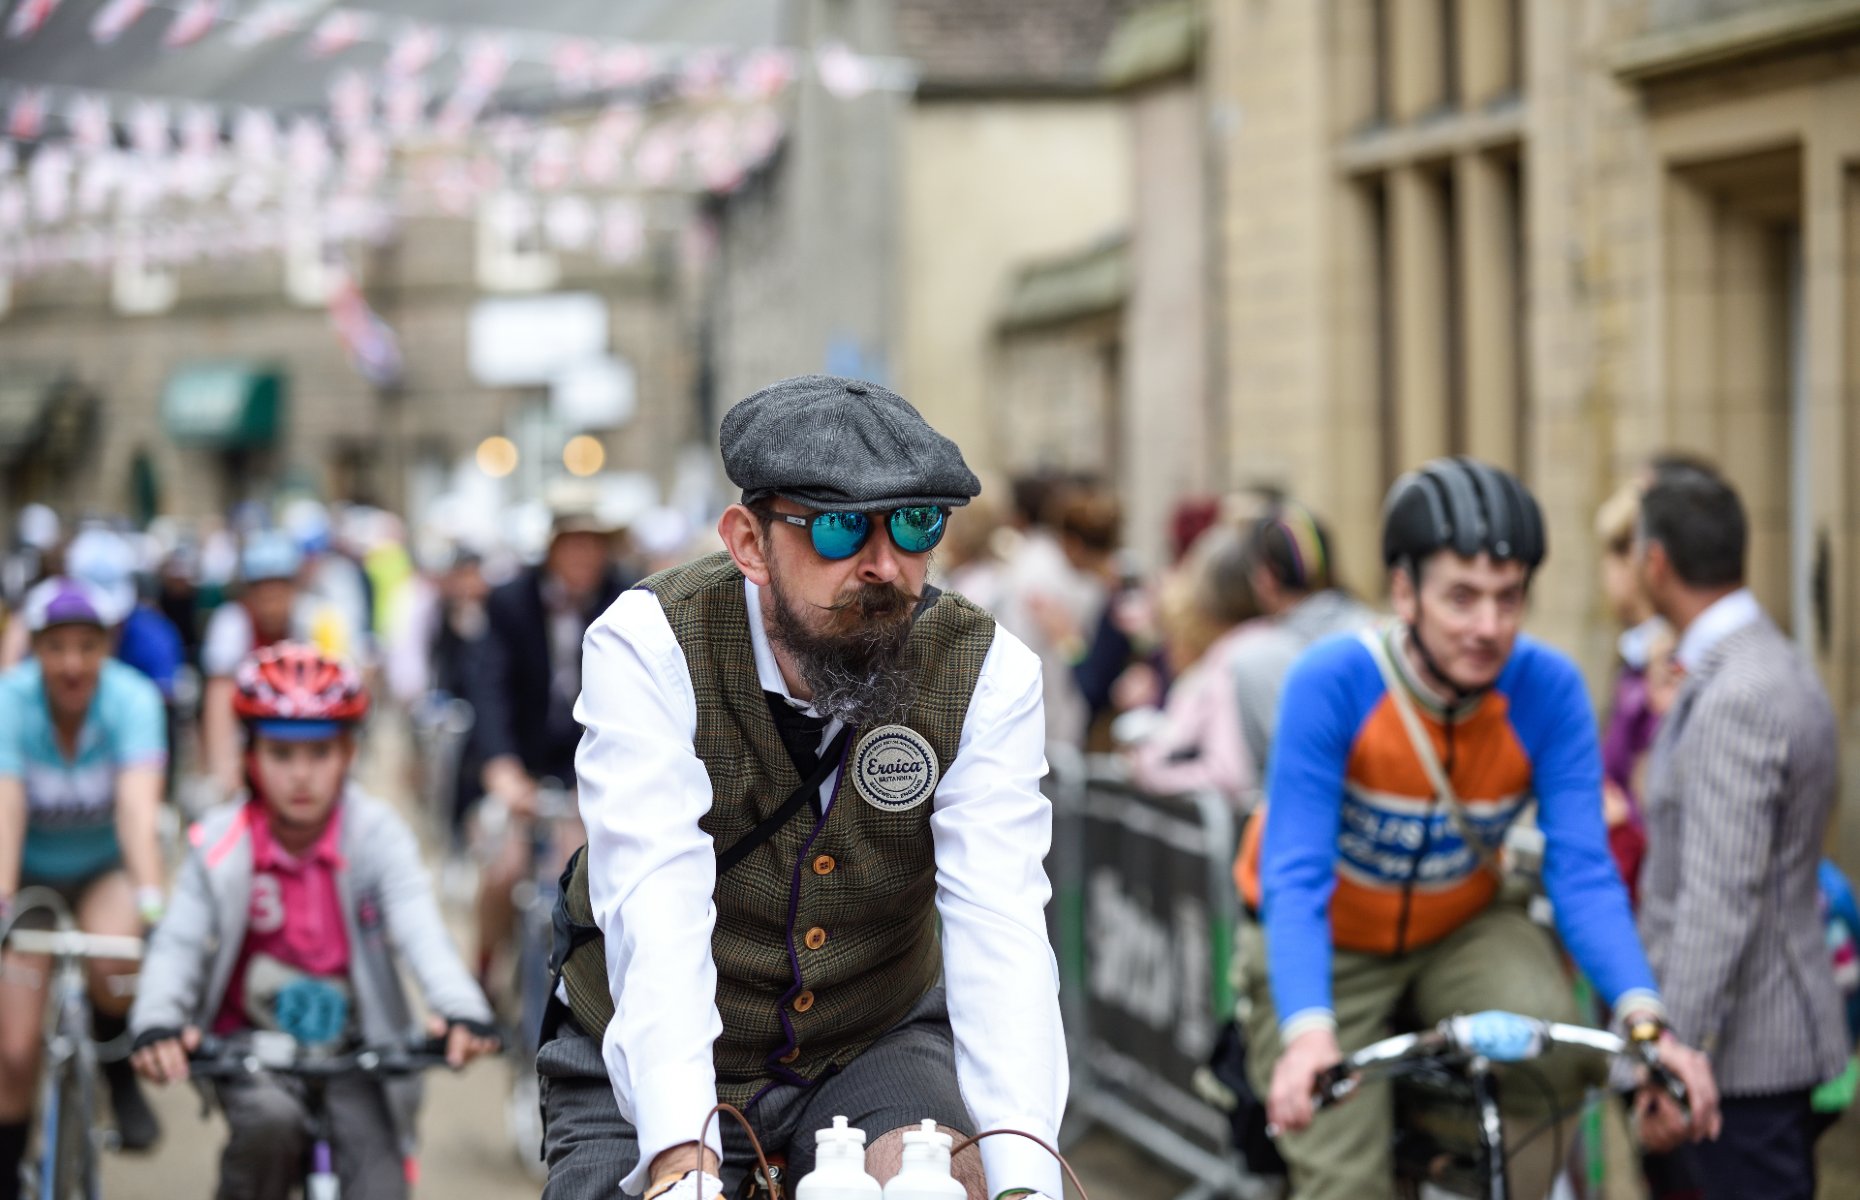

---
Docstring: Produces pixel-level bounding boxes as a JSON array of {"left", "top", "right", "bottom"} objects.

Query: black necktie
[{"left": 764, "top": 691, "right": 831, "bottom": 777}]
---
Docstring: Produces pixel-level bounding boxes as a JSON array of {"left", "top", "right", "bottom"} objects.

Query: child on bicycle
[{"left": 128, "top": 643, "right": 498, "bottom": 1200}]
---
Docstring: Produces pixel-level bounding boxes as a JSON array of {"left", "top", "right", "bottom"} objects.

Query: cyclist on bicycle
[
  {"left": 0, "top": 578, "right": 168, "bottom": 1194},
  {"left": 461, "top": 488, "right": 624, "bottom": 988},
  {"left": 545, "top": 377, "right": 1065, "bottom": 1200},
  {"left": 1234, "top": 458, "right": 1721, "bottom": 1199},
  {"left": 127, "top": 643, "right": 498, "bottom": 1200}
]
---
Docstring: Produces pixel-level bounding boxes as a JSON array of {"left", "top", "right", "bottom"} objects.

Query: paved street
[
  {"left": 99, "top": 725, "right": 1193, "bottom": 1199},
  {"left": 103, "top": 1068, "right": 1196, "bottom": 1197},
  {"left": 90, "top": 727, "right": 1860, "bottom": 1199}
]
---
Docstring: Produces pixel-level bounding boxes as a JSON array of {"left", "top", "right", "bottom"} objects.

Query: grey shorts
[{"left": 538, "top": 986, "right": 970, "bottom": 1198}]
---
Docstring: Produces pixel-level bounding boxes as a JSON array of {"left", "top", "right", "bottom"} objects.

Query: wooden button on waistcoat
[
  {"left": 778, "top": 1047, "right": 801, "bottom": 1064},
  {"left": 812, "top": 854, "right": 836, "bottom": 875},
  {"left": 792, "top": 989, "right": 815, "bottom": 1013},
  {"left": 803, "top": 927, "right": 827, "bottom": 950}
]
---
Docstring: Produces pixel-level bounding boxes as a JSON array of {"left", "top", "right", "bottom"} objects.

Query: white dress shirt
[
  {"left": 573, "top": 577, "right": 1066, "bottom": 1196},
  {"left": 1675, "top": 588, "right": 1761, "bottom": 673}
]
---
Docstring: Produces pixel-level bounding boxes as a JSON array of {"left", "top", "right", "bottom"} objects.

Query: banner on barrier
[{"left": 1078, "top": 781, "right": 1235, "bottom": 1155}]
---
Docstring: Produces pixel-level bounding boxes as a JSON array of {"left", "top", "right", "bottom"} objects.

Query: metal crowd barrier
[{"left": 1044, "top": 749, "right": 1269, "bottom": 1200}]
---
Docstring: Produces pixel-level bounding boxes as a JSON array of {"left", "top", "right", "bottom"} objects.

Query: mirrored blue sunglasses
[{"left": 769, "top": 506, "right": 949, "bottom": 560}]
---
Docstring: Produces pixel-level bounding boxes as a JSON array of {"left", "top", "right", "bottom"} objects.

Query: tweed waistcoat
[{"left": 561, "top": 552, "right": 995, "bottom": 1104}]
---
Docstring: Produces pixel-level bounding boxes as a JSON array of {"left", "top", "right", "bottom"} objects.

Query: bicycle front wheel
[{"left": 44, "top": 1047, "right": 97, "bottom": 1200}]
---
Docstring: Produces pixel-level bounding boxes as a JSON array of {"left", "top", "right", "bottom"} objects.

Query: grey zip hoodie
[{"left": 130, "top": 786, "right": 493, "bottom": 1151}]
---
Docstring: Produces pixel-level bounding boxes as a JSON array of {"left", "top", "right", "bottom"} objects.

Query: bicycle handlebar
[
  {"left": 1313, "top": 1010, "right": 1688, "bottom": 1113},
  {"left": 2, "top": 929, "right": 144, "bottom": 962},
  {"left": 186, "top": 1033, "right": 456, "bottom": 1082}
]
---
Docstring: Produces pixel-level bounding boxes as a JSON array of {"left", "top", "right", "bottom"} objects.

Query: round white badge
[{"left": 852, "top": 725, "right": 940, "bottom": 812}]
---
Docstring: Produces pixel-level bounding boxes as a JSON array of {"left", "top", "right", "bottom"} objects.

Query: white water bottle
[
  {"left": 880, "top": 1121, "right": 965, "bottom": 1199},
  {"left": 796, "top": 1115, "right": 882, "bottom": 1199}
]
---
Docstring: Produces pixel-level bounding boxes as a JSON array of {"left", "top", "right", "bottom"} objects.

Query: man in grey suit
[{"left": 1634, "top": 465, "right": 1848, "bottom": 1198}]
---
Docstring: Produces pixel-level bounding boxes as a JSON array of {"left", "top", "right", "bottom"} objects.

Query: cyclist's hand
[
  {"left": 1601, "top": 780, "right": 1632, "bottom": 828},
  {"left": 428, "top": 1014, "right": 501, "bottom": 1068},
  {"left": 484, "top": 756, "right": 538, "bottom": 819},
  {"left": 130, "top": 1025, "right": 200, "bottom": 1085},
  {"left": 645, "top": 1143, "right": 724, "bottom": 1200},
  {"left": 642, "top": 1172, "right": 724, "bottom": 1200},
  {"left": 1635, "top": 1032, "right": 1720, "bottom": 1150},
  {"left": 1267, "top": 1026, "right": 1342, "bottom": 1135}
]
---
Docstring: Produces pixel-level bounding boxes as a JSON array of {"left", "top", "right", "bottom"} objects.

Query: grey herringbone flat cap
[{"left": 720, "top": 374, "right": 982, "bottom": 512}]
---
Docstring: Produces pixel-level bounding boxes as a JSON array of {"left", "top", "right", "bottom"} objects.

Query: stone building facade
[
  {"left": 0, "top": 214, "right": 696, "bottom": 536},
  {"left": 1205, "top": 0, "right": 1860, "bottom": 869}
]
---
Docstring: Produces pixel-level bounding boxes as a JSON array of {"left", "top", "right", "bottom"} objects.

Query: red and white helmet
[{"left": 232, "top": 642, "right": 369, "bottom": 736}]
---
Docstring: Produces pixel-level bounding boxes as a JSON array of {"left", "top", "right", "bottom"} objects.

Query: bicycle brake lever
[
  {"left": 1637, "top": 1044, "right": 1689, "bottom": 1109},
  {"left": 1312, "top": 1062, "right": 1357, "bottom": 1109}
]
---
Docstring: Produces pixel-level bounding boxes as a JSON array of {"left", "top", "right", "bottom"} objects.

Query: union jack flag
[{"left": 328, "top": 271, "right": 404, "bottom": 389}]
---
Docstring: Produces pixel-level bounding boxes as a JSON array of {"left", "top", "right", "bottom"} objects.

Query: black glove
[
  {"left": 445, "top": 1016, "right": 503, "bottom": 1046},
  {"left": 131, "top": 1027, "right": 183, "bottom": 1053}
]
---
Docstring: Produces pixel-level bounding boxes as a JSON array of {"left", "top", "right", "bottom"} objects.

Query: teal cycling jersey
[{"left": 0, "top": 658, "right": 167, "bottom": 882}]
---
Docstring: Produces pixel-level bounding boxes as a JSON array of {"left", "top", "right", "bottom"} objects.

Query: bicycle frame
[
  {"left": 502, "top": 780, "right": 581, "bottom": 1179},
  {"left": 2, "top": 889, "right": 144, "bottom": 1200}
]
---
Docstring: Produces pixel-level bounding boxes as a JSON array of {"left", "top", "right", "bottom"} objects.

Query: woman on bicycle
[
  {"left": 128, "top": 643, "right": 497, "bottom": 1200},
  {"left": 0, "top": 578, "right": 169, "bottom": 1197}
]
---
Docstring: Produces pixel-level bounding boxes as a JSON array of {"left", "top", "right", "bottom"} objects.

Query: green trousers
[{"left": 1238, "top": 903, "right": 1600, "bottom": 1200}]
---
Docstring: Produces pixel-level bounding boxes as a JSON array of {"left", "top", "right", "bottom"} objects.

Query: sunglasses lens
[
  {"left": 809, "top": 512, "right": 870, "bottom": 560},
  {"left": 889, "top": 507, "right": 947, "bottom": 554}
]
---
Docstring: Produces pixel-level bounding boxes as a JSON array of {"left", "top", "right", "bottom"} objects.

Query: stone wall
[
  {"left": 896, "top": 97, "right": 1130, "bottom": 475},
  {"left": 1202, "top": 0, "right": 1860, "bottom": 871},
  {"left": 0, "top": 213, "right": 696, "bottom": 530}
]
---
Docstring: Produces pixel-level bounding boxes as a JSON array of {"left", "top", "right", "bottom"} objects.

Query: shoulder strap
[
  {"left": 1357, "top": 629, "right": 1502, "bottom": 872},
  {"left": 714, "top": 725, "right": 853, "bottom": 876}
]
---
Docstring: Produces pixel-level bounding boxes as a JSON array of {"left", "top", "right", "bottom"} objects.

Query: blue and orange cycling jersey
[{"left": 1236, "top": 625, "right": 1659, "bottom": 1029}]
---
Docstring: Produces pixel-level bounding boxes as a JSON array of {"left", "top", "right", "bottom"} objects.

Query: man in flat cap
[{"left": 541, "top": 377, "right": 1066, "bottom": 1200}]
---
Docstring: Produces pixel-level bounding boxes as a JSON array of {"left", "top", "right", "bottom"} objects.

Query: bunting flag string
[
  {"left": 229, "top": 0, "right": 309, "bottom": 48},
  {"left": 308, "top": 8, "right": 373, "bottom": 59},
  {"left": 90, "top": 0, "right": 150, "bottom": 44},
  {"left": 0, "top": 3, "right": 891, "bottom": 280},
  {"left": 4, "top": 0, "right": 917, "bottom": 102},
  {"left": 69, "top": 94, "right": 112, "bottom": 153},
  {"left": 7, "top": 89, "right": 48, "bottom": 142},
  {"left": 6, "top": 0, "right": 62, "bottom": 41},
  {"left": 0, "top": 92, "right": 791, "bottom": 276},
  {"left": 162, "top": 0, "right": 222, "bottom": 49},
  {"left": 385, "top": 23, "right": 444, "bottom": 79}
]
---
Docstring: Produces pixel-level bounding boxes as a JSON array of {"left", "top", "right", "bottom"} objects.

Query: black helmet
[{"left": 1381, "top": 457, "right": 1546, "bottom": 574}]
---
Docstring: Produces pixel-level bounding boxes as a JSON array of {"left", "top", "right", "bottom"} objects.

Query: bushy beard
[{"left": 765, "top": 573, "right": 919, "bottom": 727}]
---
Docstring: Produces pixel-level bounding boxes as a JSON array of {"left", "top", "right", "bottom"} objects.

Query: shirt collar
[
  {"left": 1617, "top": 616, "right": 1667, "bottom": 671},
  {"left": 1676, "top": 587, "right": 1761, "bottom": 672},
  {"left": 743, "top": 577, "right": 820, "bottom": 718}
]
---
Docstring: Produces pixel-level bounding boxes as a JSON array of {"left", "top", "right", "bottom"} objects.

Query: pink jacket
[{"left": 1129, "top": 622, "right": 1262, "bottom": 811}]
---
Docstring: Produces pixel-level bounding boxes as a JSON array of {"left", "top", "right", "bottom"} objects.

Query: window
[{"left": 1338, "top": 1, "right": 1528, "bottom": 479}]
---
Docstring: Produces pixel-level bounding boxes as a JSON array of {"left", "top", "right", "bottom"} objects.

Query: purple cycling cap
[{"left": 21, "top": 576, "right": 125, "bottom": 633}]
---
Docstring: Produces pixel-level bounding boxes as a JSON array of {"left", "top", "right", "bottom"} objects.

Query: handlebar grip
[{"left": 1311, "top": 1062, "right": 1356, "bottom": 1110}]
